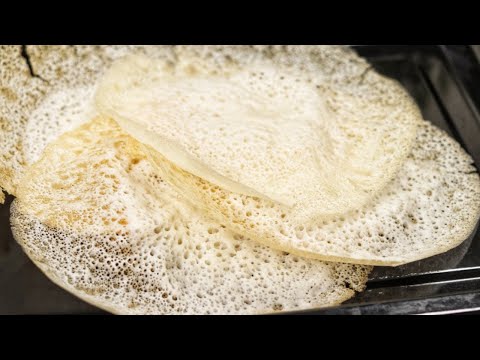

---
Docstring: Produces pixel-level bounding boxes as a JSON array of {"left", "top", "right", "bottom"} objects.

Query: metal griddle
[{"left": 1, "top": 45, "right": 479, "bottom": 315}]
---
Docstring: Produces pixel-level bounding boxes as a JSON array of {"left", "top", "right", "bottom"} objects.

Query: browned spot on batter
[
  {"left": 184, "top": 64, "right": 198, "bottom": 75},
  {"left": 14, "top": 140, "right": 23, "bottom": 152},
  {"left": 128, "top": 301, "right": 138, "bottom": 309},
  {"left": 0, "top": 167, "right": 15, "bottom": 195},
  {"left": 0, "top": 87, "right": 17, "bottom": 102},
  {"left": 55, "top": 67, "right": 65, "bottom": 78},
  {"left": 0, "top": 118, "right": 12, "bottom": 132},
  {"left": 120, "top": 247, "right": 133, "bottom": 256}
]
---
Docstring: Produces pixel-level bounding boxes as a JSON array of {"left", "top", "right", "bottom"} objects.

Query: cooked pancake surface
[
  {"left": 96, "top": 46, "right": 422, "bottom": 221},
  {"left": 12, "top": 117, "right": 370, "bottom": 314},
  {"left": 0, "top": 45, "right": 173, "bottom": 199},
  {"left": 145, "top": 122, "right": 480, "bottom": 266}
]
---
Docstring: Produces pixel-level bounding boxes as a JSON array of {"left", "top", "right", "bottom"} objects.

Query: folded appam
[
  {"left": 11, "top": 117, "right": 370, "bottom": 314},
  {"left": 145, "top": 121, "right": 480, "bottom": 266},
  {"left": 96, "top": 45, "right": 422, "bottom": 222}
]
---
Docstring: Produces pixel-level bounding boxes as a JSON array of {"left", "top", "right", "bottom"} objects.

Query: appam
[
  {"left": 11, "top": 117, "right": 370, "bottom": 314},
  {"left": 146, "top": 121, "right": 480, "bottom": 266},
  {"left": 95, "top": 46, "right": 422, "bottom": 222}
]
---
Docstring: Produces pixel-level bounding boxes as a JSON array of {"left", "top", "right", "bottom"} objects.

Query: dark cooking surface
[{"left": 1, "top": 45, "right": 480, "bottom": 315}]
